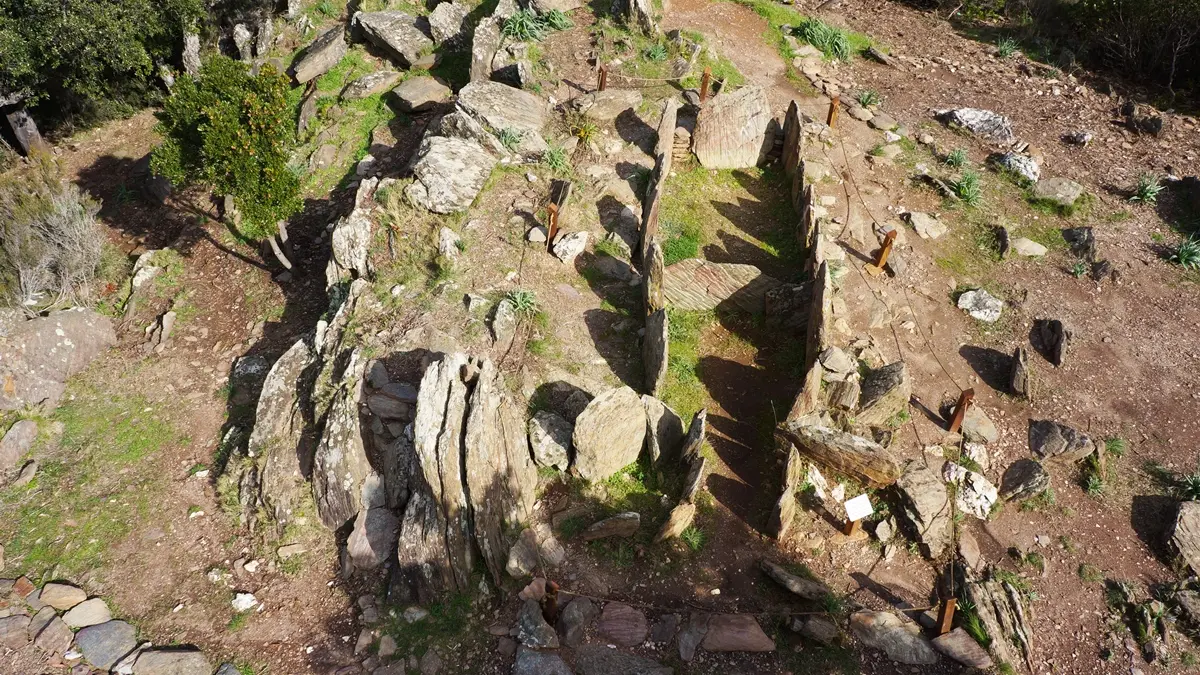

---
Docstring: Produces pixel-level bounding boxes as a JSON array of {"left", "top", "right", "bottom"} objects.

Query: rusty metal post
[
  {"left": 936, "top": 598, "right": 957, "bottom": 636},
  {"left": 842, "top": 518, "right": 862, "bottom": 536},
  {"left": 597, "top": 64, "right": 608, "bottom": 92},
  {"left": 947, "top": 388, "right": 975, "bottom": 434},
  {"left": 866, "top": 229, "right": 897, "bottom": 277},
  {"left": 699, "top": 67, "right": 712, "bottom": 103},
  {"left": 542, "top": 580, "right": 560, "bottom": 624},
  {"left": 546, "top": 203, "right": 559, "bottom": 252},
  {"left": 827, "top": 95, "right": 841, "bottom": 128}
]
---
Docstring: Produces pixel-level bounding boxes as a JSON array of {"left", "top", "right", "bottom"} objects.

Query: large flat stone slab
[{"left": 663, "top": 259, "right": 782, "bottom": 314}]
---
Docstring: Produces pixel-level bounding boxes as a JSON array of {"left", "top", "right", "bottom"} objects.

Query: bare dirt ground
[{"left": 6, "top": 0, "right": 1200, "bottom": 673}]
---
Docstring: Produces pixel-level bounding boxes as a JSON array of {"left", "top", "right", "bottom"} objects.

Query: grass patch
[
  {"left": 227, "top": 610, "right": 252, "bottom": 632},
  {"left": 681, "top": 525, "right": 706, "bottom": 551},
  {"left": 662, "top": 309, "right": 713, "bottom": 420},
  {"left": 383, "top": 590, "right": 479, "bottom": 659},
  {"left": 0, "top": 381, "right": 182, "bottom": 579},
  {"left": 1018, "top": 487, "right": 1055, "bottom": 512},
  {"left": 661, "top": 219, "right": 702, "bottom": 265},
  {"left": 1078, "top": 563, "right": 1104, "bottom": 583}
]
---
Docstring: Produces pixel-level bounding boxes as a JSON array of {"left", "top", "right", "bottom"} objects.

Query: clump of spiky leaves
[
  {"left": 503, "top": 9, "right": 546, "bottom": 40},
  {"left": 1170, "top": 236, "right": 1200, "bottom": 270},
  {"left": 1129, "top": 173, "right": 1164, "bottom": 204},
  {"left": 855, "top": 89, "right": 882, "bottom": 108},
  {"left": 574, "top": 120, "right": 599, "bottom": 145},
  {"left": 502, "top": 8, "right": 571, "bottom": 40},
  {"left": 798, "top": 19, "right": 852, "bottom": 62},
  {"left": 945, "top": 148, "right": 969, "bottom": 168},
  {"left": 496, "top": 127, "right": 525, "bottom": 151},
  {"left": 951, "top": 170, "right": 983, "bottom": 205},
  {"left": 542, "top": 146, "right": 569, "bottom": 174},
  {"left": 681, "top": 526, "right": 705, "bottom": 551},
  {"left": 997, "top": 37, "right": 1019, "bottom": 58},
  {"left": 1071, "top": 261, "right": 1087, "bottom": 278},
  {"left": 1177, "top": 470, "right": 1200, "bottom": 501},
  {"left": 505, "top": 289, "right": 539, "bottom": 316},
  {"left": 645, "top": 42, "right": 668, "bottom": 61},
  {"left": 541, "top": 9, "right": 573, "bottom": 31}
]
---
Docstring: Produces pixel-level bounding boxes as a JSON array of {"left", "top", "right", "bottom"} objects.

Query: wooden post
[
  {"left": 936, "top": 597, "right": 957, "bottom": 636},
  {"left": 827, "top": 95, "right": 840, "bottom": 128},
  {"left": 947, "top": 388, "right": 975, "bottom": 434},
  {"left": 842, "top": 518, "right": 861, "bottom": 536},
  {"left": 699, "top": 67, "right": 712, "bottom": 103},
  {"left": 597, "top": 64, "right": 608, "bottom": 92},
  {"left": 865, "top": 229, "right": 897, "bottom": 277},
  {"left": 546, "top": 203, "right": 559, "bottom": 252}
]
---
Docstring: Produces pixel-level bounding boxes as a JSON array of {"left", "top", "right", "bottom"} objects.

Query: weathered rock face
[
  {"left": 182, "top": 33, "right": 201, "bottom": 77},
  {"left": 1172, "top": 501, "right": 1200, "bottom": 575},
  {"left": 904, "top": 211, "right": 947, "bottom": 240},
  {"left": 597, "top": 601, "right": 648, "bottom": 647},
  {"left": 132, "top": 648, "right": 213, "bottom": 675},
  {"left": 693, "top": 86, "right": 773, "bottom": 169},
  {"left": 1, "top": 309, "right": 116, "bottom": 411},
  {"left": 457, "top": 80, "right": 547, "bottom": 141},
  {"left": 768, "top": 443, "right": 803, "bottom": 539},
  {"left": 942, "top": 462, "right": 998, "bottom": 520},
  {"left": 581, "top": 512, "right": 640, "bottom": 540},
  {"left": 643, "top": 395, "right": 684, "bottom": 464},
  {"left": 393, "top": 76, "right": 452, "bottom": 112},
  {"left": 429, "top": 108, "right": 509, "bottom": 157},
  {"left": 570, "top": 89, "right": 644, "bottom": 121},
  {"left": 702, "top": 614, "right": 776, "bottom": 652},
  {"left": 312, "top": 354, "right": 375, "bottom": 531},
  {"left": 855, "top": 362, "right": 910, "bottom": 427},
  {"left": 932, "top": 627, "right": 992, "bottom": 669},
  {"left": 342, "top": 70, "right": 402, "bottom": 99},
  {"left": 643, "top": 309, "right": 668, "bottom": 397},
  {"left": 572, "top": 386, "right": 647, "bottom": 481},
  {"left": 894, "top": 461, "right": 951, "bottom": 558},
  {"left": 75, "top": 620, "right": 137, "bottom": 671},
  {"left": 679, "top": 410, "right": 708, "bottom": 502},
  {"left": 663, "top": 258, "right": 782, "bottom": 313},
  {"left": 654, "top": 502, "right": 697, "bottom": 542},
  {"left": 4, "top": 108, "right": 43, "bottom": 155},
  {"left": 850, "top": 611, "right": 939, "bottom": 665},
  {"left": 464, "top": 359, "right": 538, "bottom": 585},
  {"left": 1036, "top": 318, "right": 1069, "bottom": 367},
  {"left": 781, "top": 424, "right": 901, "bottom": 488},
  {"left": 0, "top": 419, "right": 36, "bottom": 471},
  {"left": 514, "top": 598, "right": 559, "bottom": 648},
  {"left": 255, "top": 337, "right": 318, "bottom": 527},
  {"left": 557, "top": 597, "right": 599, "bottom": 647},
  {"left": 552, "top": 232, "right": 588, "bottom": 263},
  {"left": 957, "top": 289, "right": 1003, "bottom": 323},
  {"left": 293, "top": 28, "right": 347, "bottom": 83},
  {"left": 1031, "top": 176, "right": 1085, "bottom": 209},
  {"left": 1029, "top": 419, "right": 1094, "bottom": 464},
  {"left": 233, "top": 23, "right": 254, "bottom": 60},
  {"left": 529, "top": 410, "right": 572, "bottom": 469},
  {"left": 1009, "top": 346, "right": 1029, "bottom": 398},
  {"left": 760, "top": 559, "right": 829, "bottom": 600},
  {"left": 963, "top": 573, "right": 1033, "bottom": 670},
  {"left": 354, "top": 11, "right": 434, "bottom": 67},
  {"left": 428, "top": 1, "right": 470, "bottom": 44},
  {"left": 936, "top": 108, "right": 1015, "bottom": 144},
  {"left": 993, "top": 151, "right": 1040, "bottom": 183},
  {"left": 405, "top": 135, "right": 497, "bottom": 214},
  {"left": 514, "top": 645, "right": 572, "bottom": 675},
  {"left": 470, "top": 16, "right": 504, "bottom": 82}
]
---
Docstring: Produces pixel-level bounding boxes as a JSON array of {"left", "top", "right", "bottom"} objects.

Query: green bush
[
  {"left": 1, "top": 149, "right": 104, "bottom": 308},
  {"left": 152, "top": 56, "right": 301, "bottom": 240},
  {"left": 0, "top": 0, "right": 206, "bottom": 129}
]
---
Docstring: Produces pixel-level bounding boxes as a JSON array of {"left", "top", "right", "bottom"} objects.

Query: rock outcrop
[
  {"left": 778, "top": 424, "right": 900, "bottom": 488},
  {"left": 693, "top": 86, "right": 773, "bottom": 169},
  {"left": 253, "top": 337, "right": 318, "bottom": 528},
  {"left": 894, "top": 461, "right": 951, "bottom": 558},
  {"left": 1, "top": 309, "right": 116, "bottom": 411},
  {"left": 572, "top": 386, "right": 647, "bottom": 481},
  {"left": 293, "top": 28, "right": 347, "bottom": 83},
  {"left": 405, "top": 135, "right": 497, "bottom": 214},
  {"left": 354, "top": 11, "right": 434, "bottom": 68},
  {"left": 1028, "top": 419, "right": 1095, "bottom": 464}
]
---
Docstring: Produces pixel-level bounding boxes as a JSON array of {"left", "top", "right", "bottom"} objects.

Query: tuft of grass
[
  {"left": 1078, "top": 563, "right": 1104, "bottom": 583},
  {"left": 1070, "top": 261, "right": 1087, "bottom": 278},
  {"left": 661, "top": 219, "right": 702, "bottom": 265},
  {"left": 542, "top": 9, "right": 573, "bottom": 31},
  {"left": 645, "top": 42, "right": 668, "bottom": 61},
  {"left": 227, "top": 611, "right": 251, "bottom": 632},
  {"left": 1129, "top": 172, "right": 1164, "bottom": 204},
  {"left": 945, "top": 148, "right": 969, "bottom": 168},
  {"left": 503, "top": 9, "right": 547, "bottom": 40},
  {"left": 1177, "top": 470, "right": 1200, "bottom": 501},
  {"left": 1105, "top": 437, "right": 1127, "bottom": 457},
  {"left": 1170, "top": 236, "right": 1200, "bottom": 270},
  {"left": 505, "top": 289, "right": 539, "bottom": 316},
  {"left": 1019, "top": 487, "right": 1055, "bottom": 512},
  {"left": 855, "top": 89, "right": 882, "bottom": 108},
  {"left": 798, "top": 18, "right": 852, "bottom": 62},
  {"left": 958, "top": 602, "right": 991, "bottom": 647},
  {"left": 497, "top": 127, "right": 524, "bottom": 152},
  {"left": 574, "top": 120, "right": 599, "bottom": 145},
  {"left": 542, "top": 146, "right": 570, "bottom": 174},
  {"left": 997, "top": 37, "right": 1019, "bottom": 58},
  {"left": 681, "top": 525, "right": 706, "bottom": 551},
  {"left": 950, "top": 170, "right": 983, "bottom": 205}
]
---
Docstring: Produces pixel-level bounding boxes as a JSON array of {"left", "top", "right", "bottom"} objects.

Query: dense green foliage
[
  {"left": 0, "top": 0, "right": 205, "bottom": 128},
  {"left": 152, "top": 57, "right": 301, "bottom": 240}
]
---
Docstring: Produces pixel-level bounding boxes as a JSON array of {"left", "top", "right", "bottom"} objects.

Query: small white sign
[{"left": 844, "top": 494, "right": 874, "bottom": 522}]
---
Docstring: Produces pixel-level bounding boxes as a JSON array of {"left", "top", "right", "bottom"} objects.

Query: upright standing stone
[
  {"left": 182, "top": 32, "right": 201, "bottom": 77},
  {"left": 693, "top": 86, "right": 772, "bottom": 169},
  {"left": 643, "top": 310, "right": 668, "bottom": 397},
  {"left": 572, "top": 387, "right": 647, "bottom": 481}
]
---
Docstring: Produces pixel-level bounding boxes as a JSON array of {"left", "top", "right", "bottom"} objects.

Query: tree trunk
[{"left": 267, "top": 233, "right": 293, "bottom": 270}]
